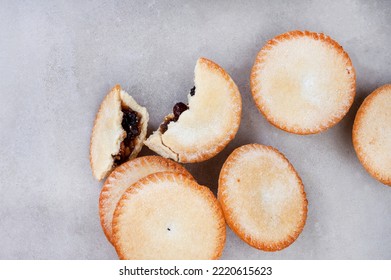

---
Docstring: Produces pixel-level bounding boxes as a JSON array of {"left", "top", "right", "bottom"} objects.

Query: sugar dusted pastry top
[
  {"left": 218, "top": 144, "right": 307, "bottom": 251},
  {"left": 112, "top": 172, "right": 226, "bottom": 260},
  {"left": 145, "top": 57, "right": 242, "bottom": 162},
  {"left": 99, "top": 156, "right": 192, "bottom": 244},
  {"left": 353, "top": 84, "right": 391, "bottom": 186},
  {"left": 251, "top": 30, "right": 355, "bottom": 134}
]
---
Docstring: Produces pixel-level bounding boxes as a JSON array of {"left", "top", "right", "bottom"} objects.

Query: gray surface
[{"left": 0, "top": 0, "right": 390, "bottom": 260}]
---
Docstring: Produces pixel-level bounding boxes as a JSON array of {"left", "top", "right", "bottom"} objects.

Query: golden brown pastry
[
  {"left": 353, "top": 84, "right": 391, "bottom": 186},
  {"left": 90, "top": 85, "right": 148, "bottom": 181},
  {"left": 145, "top": 57, "right": 242, "bottom": 162},
  {"left": 112, "top": 172, "right": 226, "bottom": 259},
  {"left": 218, "top": 144, "right": 307, "bottom": 251},
  {"left": 251, "top": 30, "right": 355, "bottom": 134},
  {"left": 99, "top": 156, "right": 192, "bottom": 244}
]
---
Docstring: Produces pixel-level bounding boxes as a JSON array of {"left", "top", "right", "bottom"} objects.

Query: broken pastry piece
[
  {"left": 90, "top": 85, "right": 149, "bottom": 181},
  {"left": 145, "top": 58, "right": 242, "bottom": 163}
]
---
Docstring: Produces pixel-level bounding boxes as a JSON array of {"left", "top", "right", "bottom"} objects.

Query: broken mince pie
[
  {"left": 144, "top": 58, "right": 242, "bottom": 163},
  {"left": 90, "top": 85, "right": 149, "bottom": 181}
]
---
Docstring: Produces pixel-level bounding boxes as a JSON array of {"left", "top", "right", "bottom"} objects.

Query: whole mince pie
[
  {"left": 90, "top": 85, "right": 149, "bottom": 181},
  {"left": 250, "top": 30, "right": 356, "bottom": 134},
  {"left": 218, "top": 144, "right": 307, "bottom": 252},
  {"left": 99, "top": 156, "right": 193, "bottom": 245},
  {"left": 112, "top": 172, "right": 226, "bottom": 260},
  {"left": 352, "top": 84, "right": 391, "bottom": 186},
  {"left": 144, "top": 57, "right": 242, "bottom": 163}
]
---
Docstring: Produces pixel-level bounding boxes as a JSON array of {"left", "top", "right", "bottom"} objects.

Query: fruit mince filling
[
  {"left": 113, "top": 107, "right": 141, "bottom": 165},
  {"left": 189, "top": 86, "right": 196, "bottom": 96},
  {"left": 159, "top": 86, "right": 195, "bottom": 133}
]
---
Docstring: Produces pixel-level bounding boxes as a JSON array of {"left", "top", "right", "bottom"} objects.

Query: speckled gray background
[{"left": 0, "top": 0, "right": 390, "bottom": 259}]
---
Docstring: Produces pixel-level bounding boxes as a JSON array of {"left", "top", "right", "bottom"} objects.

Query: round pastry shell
[
  {"left": 250, "top": 30, "right": 356, "bottom": 134},
  {"left": 352, "top": 84, "right": 391, "bottom": 186},
  {"left": 112, "top": 172, "right": 226, "bottom": 260},
  {"left": 99, "top": 156, "right": 193, "bottom": 244},
  {"left": 218, "top": 144, "right": 308, "bottom": 251}
]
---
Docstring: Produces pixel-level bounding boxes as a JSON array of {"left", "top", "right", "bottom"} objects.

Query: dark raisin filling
[
  {"left": 113, "top": 108, "right": 141, "bottom": 165},
  {"left": 159, "top": 87, "right": 195, "bottom": 133},
  {"left": 159, "top": 116, "right": 173, "bottom": 133},
  {"left": 159, "top": 102, "right": 189, "bottom": 133},
  {"left": 190, "top": 86, "right": 196, "bottom": 96},
  {"left": 173, "top": 102, "right": 188, "bottom": 121}
]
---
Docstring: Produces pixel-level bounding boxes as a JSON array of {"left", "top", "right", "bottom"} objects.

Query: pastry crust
[
  {"left": 99, "top": 156, "right": 193, "bottom": 244},
  {"left": 90, "top": 85, "right": 149, "bottom": 181},
  {"left": 352, "top": 84, "right": 391, "bottom": 186},
  {"left": 218, "top": 144, "right": 308, "bottom": 251},
  {"left": 112, "top": 172, "right": 226, "bottom": 260},
  {"left": 251, "top": 30, "right": 356, "bottom": 134},
  {"left": 144, "top": 57, "right": 242, "bottom": 162}
]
